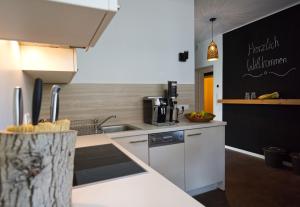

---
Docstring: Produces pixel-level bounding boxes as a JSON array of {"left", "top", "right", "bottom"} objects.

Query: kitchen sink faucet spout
[{"left": 95, "top": 115, "right": 117, "bottom": 132}]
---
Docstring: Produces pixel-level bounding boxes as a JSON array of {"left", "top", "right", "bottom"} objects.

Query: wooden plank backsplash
[{"left": 40, "top": 84, "right": 194, "bottom": 123}]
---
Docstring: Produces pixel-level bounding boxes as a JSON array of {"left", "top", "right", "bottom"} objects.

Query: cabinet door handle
[
  {"left": 129, "top": 140, "right": 148, "bottom": 144},
  {"left": 187, "top": 133, "right": 202, "bottom": 137}
]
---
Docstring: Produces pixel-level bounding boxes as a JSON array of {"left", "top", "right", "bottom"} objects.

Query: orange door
[{"left": 203, "top": 75, "right": 213, "bottom": 113}]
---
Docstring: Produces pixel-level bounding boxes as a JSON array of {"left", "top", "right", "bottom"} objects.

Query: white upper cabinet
[
  {"left": 0, "top": 0, "right": 119, "bottom": 48},
  {"left": 20, "top": 44, "right": 78, "bottom": 83}
]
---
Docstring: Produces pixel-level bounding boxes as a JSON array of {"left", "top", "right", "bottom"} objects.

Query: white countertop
[
  {"left": 106, "top": 120, "right": 226, "bottom": 138},
  {"left": 72, "top": 128, "right": 209, "bottom": 206}
]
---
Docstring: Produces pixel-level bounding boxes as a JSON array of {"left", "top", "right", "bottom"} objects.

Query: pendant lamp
[{"left": 207, "top": 17, "right": 219, "bottom": 61}]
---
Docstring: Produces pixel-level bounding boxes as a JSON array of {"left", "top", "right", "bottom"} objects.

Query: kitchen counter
[
  {"left": 72, "top": 134, "right": 205, "bottom": 207},
  {"left": 107, "top": 120, "right": 226, "bottom": 138}
]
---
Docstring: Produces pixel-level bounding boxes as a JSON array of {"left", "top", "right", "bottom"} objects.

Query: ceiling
[{"left": 195, "top": 0, "right": 300, "bottom": 42}]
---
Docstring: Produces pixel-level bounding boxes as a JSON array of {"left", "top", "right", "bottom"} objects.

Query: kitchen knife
[
  {"left": 32, "top": 78, "right": 43, "bottom": 125},
  {"left": 13, "top": 86, "right": 23, "bottom": 126},
  {"left": 50, "top": 85, "right": 61, "bottom": 123}
]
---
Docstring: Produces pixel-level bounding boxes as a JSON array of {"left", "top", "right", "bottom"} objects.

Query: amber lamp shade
[{"left": 207, "top": 40, "right": 219, "bottom": 61}]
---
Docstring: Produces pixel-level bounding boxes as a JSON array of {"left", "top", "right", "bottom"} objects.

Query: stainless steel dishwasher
[{"left": 148, "top": 131, "right": 185, "bottom": 190}]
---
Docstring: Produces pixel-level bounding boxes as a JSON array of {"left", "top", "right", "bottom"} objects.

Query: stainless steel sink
[
  {"left": 99, "top": 124, "right": 140, "bottom": 133},
  {"left": 72, "top": 124, "right": 140, "bottom": 136}
]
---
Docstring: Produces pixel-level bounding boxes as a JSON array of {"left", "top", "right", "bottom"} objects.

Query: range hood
[{"left": 0, "top": 0, "right": 119, "bottom": 48}]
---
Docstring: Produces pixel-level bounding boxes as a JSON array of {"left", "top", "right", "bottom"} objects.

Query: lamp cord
[{"left": 211, "top": 20, "right": 214, "bottom": 41}]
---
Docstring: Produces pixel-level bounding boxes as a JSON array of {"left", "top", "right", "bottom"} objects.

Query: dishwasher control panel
[{"left": 148, "top": 131, "right": 184, "bottom": 147}]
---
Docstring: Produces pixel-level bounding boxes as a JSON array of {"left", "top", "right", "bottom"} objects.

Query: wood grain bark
[{"left": 0, "top": 131, "right": 77, "bottom": 207}]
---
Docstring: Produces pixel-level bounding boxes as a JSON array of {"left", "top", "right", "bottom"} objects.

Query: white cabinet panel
[
  {"left": 149, "top": 143, "right": 185, "bottom": 190},
  {"left": 185, "top": 126, "right": 225, "bottom": 192},
  {"left": 20, "top": 45, "right": 77, "bottom": 71},
  {"left": 0, "top": 0, "right": 118, "bottom": 48},
  {"left": 50, "top": 0, "right": 110, "bottom": 10},
  {"left": 114, "top": 135, "right": 149, "bottom": 165}
]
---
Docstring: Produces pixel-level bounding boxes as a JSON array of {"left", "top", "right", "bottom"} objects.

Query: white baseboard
[
  {"left": 225, "top": 145, "right": 265, "bottom": 159},
  {"left": 225, "top": 145, "right": 293, "bottom": 167}
]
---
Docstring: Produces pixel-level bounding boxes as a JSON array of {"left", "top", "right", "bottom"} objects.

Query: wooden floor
[{"left": 194, "top": 149, "right": 300, "bottom": 207}]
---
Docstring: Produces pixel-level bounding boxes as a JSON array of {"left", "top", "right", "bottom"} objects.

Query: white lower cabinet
[
  {"left": 184, "top": 126, "right": 225, "bottom": 193},
  {"left": 113, "top": 125, "right": 225, "bottom": 194},
  {"left": 114, "top": 135, "right": 149, "bottom": 164}
]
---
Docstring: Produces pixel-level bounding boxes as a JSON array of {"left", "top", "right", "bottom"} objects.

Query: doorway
[
  {"left": 203, "top": 72, "right": 214, "bottom": 113},
  {"left": 195, "top": 66, "right": 214, "bottom": 112}
]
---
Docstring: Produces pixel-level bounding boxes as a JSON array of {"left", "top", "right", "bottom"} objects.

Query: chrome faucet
[{"left": 95, "top": 115, "right": 117, "bottom": 132}]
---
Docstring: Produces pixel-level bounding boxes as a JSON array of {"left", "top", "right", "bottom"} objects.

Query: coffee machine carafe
[
  {"left": 143, "top": 97, "right": 168, "bottom": 126},
  {"left": 166, "top": 81, "right": 178, "bottom": 123}
]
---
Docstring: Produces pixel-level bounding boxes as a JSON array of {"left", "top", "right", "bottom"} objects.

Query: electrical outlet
[{"left": 177, "top": 104, "right": 189, "bottom": 111}]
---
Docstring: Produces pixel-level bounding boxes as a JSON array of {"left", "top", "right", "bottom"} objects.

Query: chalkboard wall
[{"left": 223, "top": 5, "right": 300, "bottom": 155}]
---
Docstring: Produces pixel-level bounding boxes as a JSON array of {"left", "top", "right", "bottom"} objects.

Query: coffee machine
[
  {"left": 143, "top": 81, "right": 179, "bottom": 126},
  {"left": 143, "top": 97, "right": 168, "bottom": 126},
  {"left": 166, "top": 81, "right": 179, "bottom": 124}
]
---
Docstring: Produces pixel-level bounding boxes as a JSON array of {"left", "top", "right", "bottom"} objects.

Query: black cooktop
[{"left": 73, "top": 144, "right": 145, "bottom": 186}]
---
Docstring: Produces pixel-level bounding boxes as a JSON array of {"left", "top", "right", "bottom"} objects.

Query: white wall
[
  {"left": 195, "top": 34, "right": 223, "bottom": 120},
  {"left": 73, "top": 0, "right": 195, "bottom": 84},
  {"left": 0, "top": 40, "right": 33, "bottom": 129}
]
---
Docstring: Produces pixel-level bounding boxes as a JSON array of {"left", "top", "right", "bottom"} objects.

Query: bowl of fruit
[{"left": 185, "top": 111, "right": 216, "bottom": 122}]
